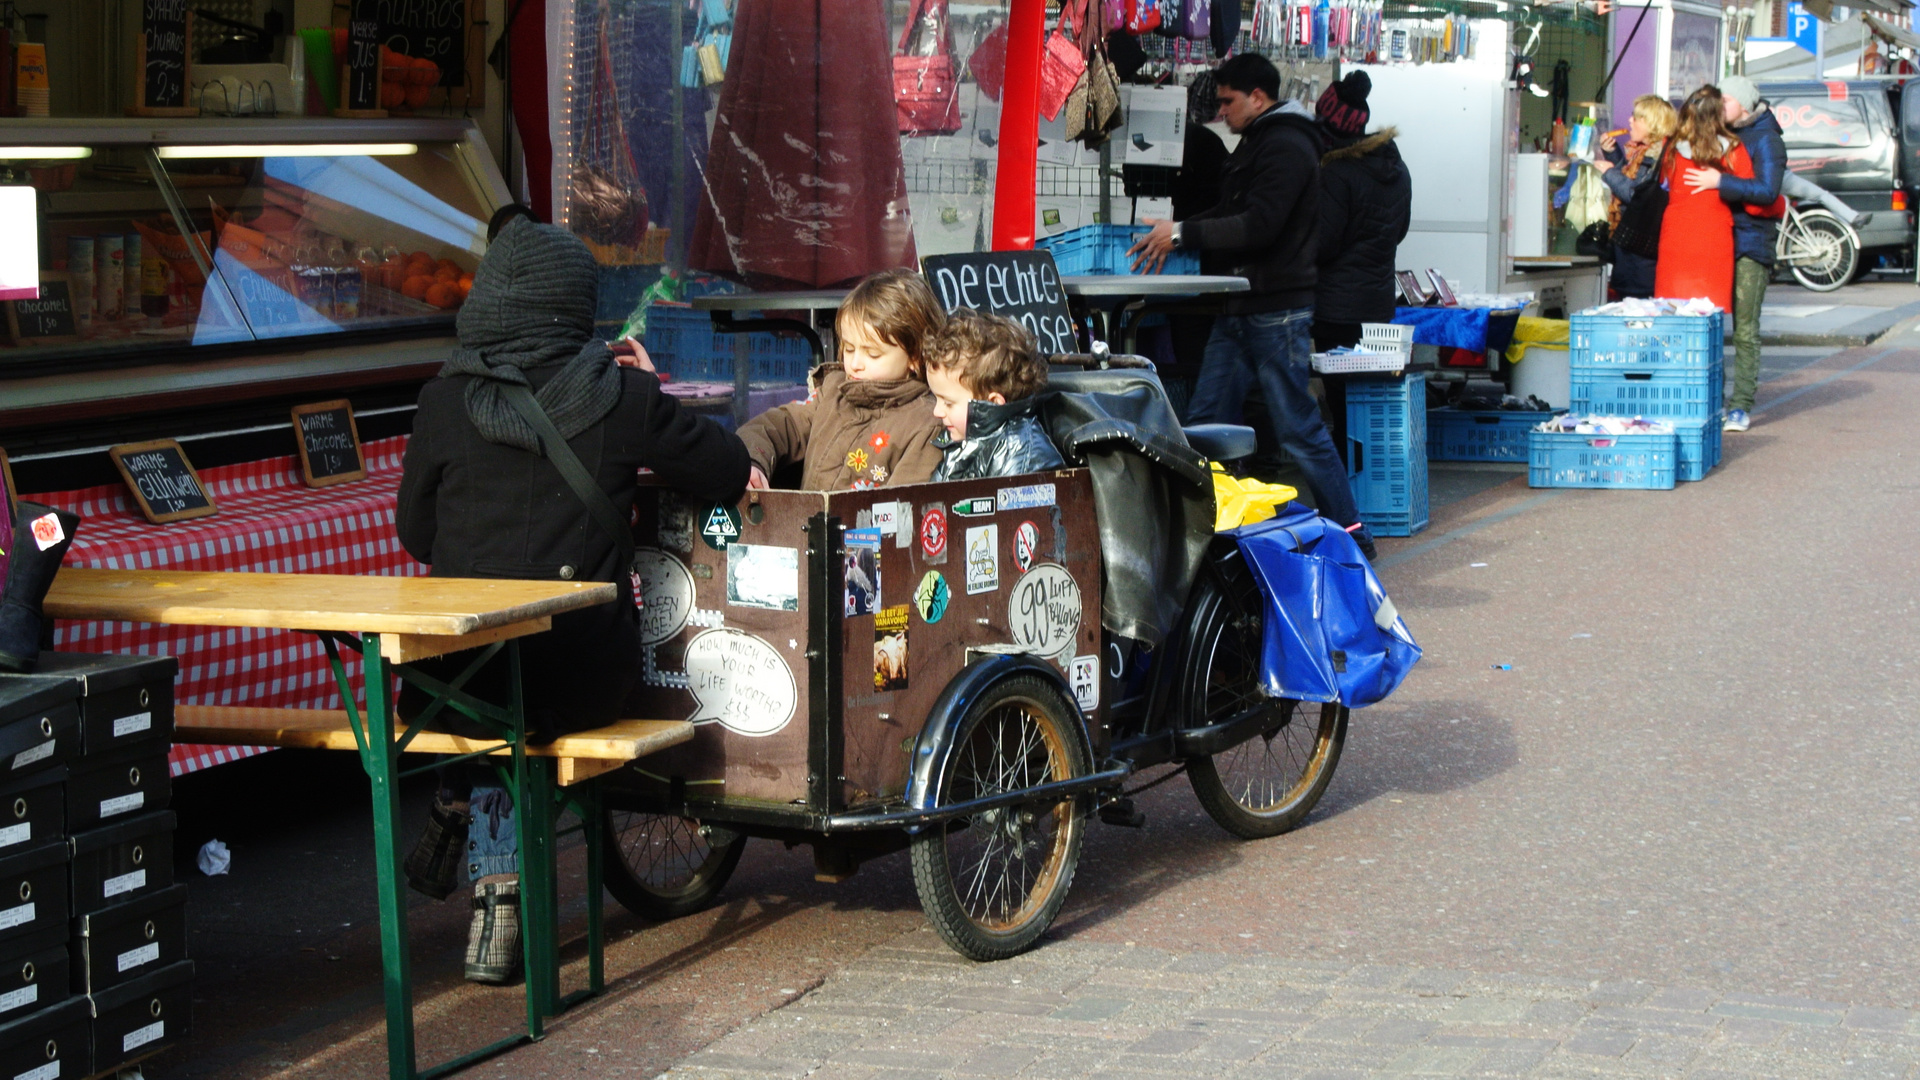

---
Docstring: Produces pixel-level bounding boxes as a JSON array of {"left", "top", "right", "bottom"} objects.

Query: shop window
[{"left": 554, "top": 0, "right": 1009, "bottom": 345}]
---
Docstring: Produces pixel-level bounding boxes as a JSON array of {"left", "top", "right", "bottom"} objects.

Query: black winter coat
[
  {"left": 1313, "top": 128, "right": 1412, "bottom": 324},
  {"left": 1719, "top": 107, "right": 1787, "bottom": 267},
  {"left": 396, "top": 361, "right": 750, "bottom": 739},
  {"left": 1182, "top": 103, "right": 1325, "bottom": 313}
]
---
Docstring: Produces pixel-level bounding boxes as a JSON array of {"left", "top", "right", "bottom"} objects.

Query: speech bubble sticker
[
  {"left": 633, "top": 547, "right": 695, "bottom": 646},
  {"left": 684, "top": 629, "right": 797, "bottom": 737}
]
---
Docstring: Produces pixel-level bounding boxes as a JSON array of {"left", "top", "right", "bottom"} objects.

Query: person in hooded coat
[
  {"left": 1309, "top": 71, "right": 1411, "bottom": 354},
  {"left": 1306, "top": 71, "right": 1411, "bottom": 464},
  {"left": 395, "top": 212, "right": 749, "bottom": 983}
]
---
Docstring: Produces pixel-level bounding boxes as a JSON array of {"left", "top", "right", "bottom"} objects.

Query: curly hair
[
  {"left": 835, "top": 270, "right": 947, "bottom": 373},
  {"left": 924, "top": 308, "right": 1047, "bottom": 401}
]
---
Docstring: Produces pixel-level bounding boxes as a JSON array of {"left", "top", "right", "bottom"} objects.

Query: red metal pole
[{"left": 990, "top": 0, "right": 1046, "bottom": 250}]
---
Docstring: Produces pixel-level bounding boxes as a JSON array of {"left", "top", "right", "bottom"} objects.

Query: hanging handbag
[
  {"left": 1079, "top": 5, "right": 1124, "bottom": 146},
  {"left": 697, "top": 38, "right": 727, "bottom": 84},
  {"left": 1612, "top": 142, "right": 1671, "bottom": 259},
  {"left": 1038, "top": 1, "right": 1088, "bottom": 122},
  {"left": 1209, "top": 0, "right": 1239, "bottom": 55},
  {"left": 894, "top": 0, "right": 963, "bottom": 136},
  {"left": 969, "top": 19, "right": 1009, "bottom": 102},
  {"left": 1126, "top": 0, "right": 1162, "bottom": 36},
  {"left": 680, "top": 6, "right": 710, "bottom": 89}
]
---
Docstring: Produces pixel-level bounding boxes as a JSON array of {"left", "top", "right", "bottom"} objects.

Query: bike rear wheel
[
  {"left": 600, "top": 808, "right": 747, "bottom": 920},
  {"left": 1786, "top": 212, "right": 1858, "bottom": 292},
  {"left": 1181, "top": 557, "right": 1348, "bottom": 839}
]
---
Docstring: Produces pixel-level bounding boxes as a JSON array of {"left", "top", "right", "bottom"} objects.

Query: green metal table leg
[
  {"left": 517, "top": 756, "right": 561, "bottom": 1022},
  {"left": 360, "top": 635, "right": 419, "bottom": 1080},
  {"left": 584, "top": 781, "right": 605, "bottom": 996}
]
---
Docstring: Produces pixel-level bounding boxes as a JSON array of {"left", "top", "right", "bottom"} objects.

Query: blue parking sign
[{"left": 1789, "top": 1, "right": 1819, "bottom": 54}]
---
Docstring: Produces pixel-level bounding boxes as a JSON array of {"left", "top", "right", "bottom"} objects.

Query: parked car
[{"left": 1756, "top": 78, "right": 1915, "bottom": 278}]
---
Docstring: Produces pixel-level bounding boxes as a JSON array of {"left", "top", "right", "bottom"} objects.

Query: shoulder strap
[{"left": 500, "top": 383, "right": 635, "bottom": 572}]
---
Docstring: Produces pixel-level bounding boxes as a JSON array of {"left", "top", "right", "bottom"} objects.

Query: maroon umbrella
[{"left": 687, "top": 0, "right": 918, "bottom": 289}]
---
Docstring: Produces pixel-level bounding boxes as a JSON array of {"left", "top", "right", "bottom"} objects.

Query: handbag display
[
  {"left": 1038, "top": 12, "right": 1088, "bottom": 122},
  {"left": 1612, "top": 142, "right": 1671, "bottom": 259},
  {"left": 680, "top": 0, "right": 731, "bottom": 89},
  {"left": 894, "top": 0, "right": 962, "bottom": 136},
  {"left": 969, "top": 20, "right": 1008, "bottom": 101},
  {"left": 1126, "top": 0, "right": 1162, "bottom": 35}
]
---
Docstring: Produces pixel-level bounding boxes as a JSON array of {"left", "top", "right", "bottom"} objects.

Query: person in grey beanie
[
  {"left": 394, "top": 214, "right": 750, "bottom": 983},
  {"left": 1683, "top": 75, "right": 1782, "bottom": 432}
]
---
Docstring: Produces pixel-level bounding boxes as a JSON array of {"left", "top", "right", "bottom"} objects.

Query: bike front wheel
[{"left": 1786, "top": 212, "right": 1859, "bottom": 292}]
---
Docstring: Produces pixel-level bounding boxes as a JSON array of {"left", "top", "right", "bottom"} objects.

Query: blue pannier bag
[{"left": 1230, "top": 503, "right": 1420, "bottom": 708}]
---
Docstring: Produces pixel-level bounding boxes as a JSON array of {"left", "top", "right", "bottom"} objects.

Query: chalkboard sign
[
  {"left": 921, "top": 251, "right": 1077, "bottom": 356},
  {"left": 291, "top": 400, "right": 367, "bottom": 488},
  {"left": 376, "top": 0, "right": 468, "bottom": 89},
  {"left": 109, "top": 440, "right": 217, "bottom": 524},
  {"left": 337, "top": 0, "right": 387, "bottom": 117},
  {"left": 5, "top": 274, "right": 79, "bottom": 346},
  {"left": 131, "top": 0, "right": 196, "bottom": 116}
]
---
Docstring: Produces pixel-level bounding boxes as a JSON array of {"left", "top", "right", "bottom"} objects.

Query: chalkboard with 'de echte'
[{"left": 920, "top": 251, "right": 1077, "bottom": 357}]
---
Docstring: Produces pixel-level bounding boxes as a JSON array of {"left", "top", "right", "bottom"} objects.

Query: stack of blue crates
[
  {"left": 1566, "top": 311, "right": 1723, "bottom": 481},
  {"left": 1345, "top": 372, "right": 1428, "bottom": 536},
  {"left": 641, "top": 303, "right": 814, "bottom": 384}
]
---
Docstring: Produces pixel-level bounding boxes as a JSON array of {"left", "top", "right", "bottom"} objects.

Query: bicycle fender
[{"left": 906, "top": 654, "right": 1089, "bottom": 816}]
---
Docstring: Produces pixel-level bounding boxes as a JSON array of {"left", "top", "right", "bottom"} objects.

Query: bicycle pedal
[{"left": 1098, "top": 798, "right": 1146, "bottom": 828}]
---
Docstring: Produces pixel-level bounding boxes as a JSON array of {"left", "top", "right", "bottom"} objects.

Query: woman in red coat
[{"left": 1655, "top": 85, "right": 1754, "bottom": 310}]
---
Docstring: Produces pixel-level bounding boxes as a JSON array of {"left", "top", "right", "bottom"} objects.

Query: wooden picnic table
[{"left": 43, "top": 568, "right": 693, "bottom": 1080}]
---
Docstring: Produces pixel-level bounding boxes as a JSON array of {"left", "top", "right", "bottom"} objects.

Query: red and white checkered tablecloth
[{"left": 27, "top": 436, "right": 426, "bottom": 778}]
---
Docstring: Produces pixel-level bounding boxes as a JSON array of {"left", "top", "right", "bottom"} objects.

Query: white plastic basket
[{"left": 1312, "top": 322, "right": 1412, "bottom": 374}]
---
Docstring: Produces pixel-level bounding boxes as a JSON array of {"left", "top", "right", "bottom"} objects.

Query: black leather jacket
[{"left": 931, "top": 398, "right": 1065, "bottom": 482}]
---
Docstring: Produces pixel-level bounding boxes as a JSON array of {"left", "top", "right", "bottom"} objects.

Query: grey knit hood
[{"left": 441, "top": 217, "right": 620, "bottom": 453}]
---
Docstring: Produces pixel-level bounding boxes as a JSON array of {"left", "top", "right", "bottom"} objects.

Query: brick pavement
[{"left": 661, "top": 933, "right": 1920, "bottom": 1079}]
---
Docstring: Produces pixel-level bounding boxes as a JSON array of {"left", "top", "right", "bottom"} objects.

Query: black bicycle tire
[
  {"left": 908, "top": 674, "right": 1089, "bottom": 961},
  {"left": 600, "top": 808, "right": 747, "bottom": 921}
]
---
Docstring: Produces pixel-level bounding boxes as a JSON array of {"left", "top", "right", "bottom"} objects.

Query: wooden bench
[{"left": 176, "top": 706, "right": 693, "bottom": 786}]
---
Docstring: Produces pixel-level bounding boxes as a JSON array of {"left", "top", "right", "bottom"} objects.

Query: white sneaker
[{"left": 1723, "top": 409, "right": 1751, "bottom": 432}]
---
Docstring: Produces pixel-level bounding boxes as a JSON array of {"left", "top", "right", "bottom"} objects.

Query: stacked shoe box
[
  {"left": 0, "top": 654, "right": 190, "bottom": 1077},
  {"left": 1567, "top": 312, "right": 1723, "bottom": 481}
]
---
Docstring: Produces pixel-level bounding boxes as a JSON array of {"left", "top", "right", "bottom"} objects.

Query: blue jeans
[
  {"left": 467, "top": 786, "right": 517, "bottom": 880},
  {"left": 1187, "top": 308, "right": 1362, "bottom": 528}
]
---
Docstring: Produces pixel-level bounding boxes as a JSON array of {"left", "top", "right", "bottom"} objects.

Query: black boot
[
  {"left": 0, "top": 503, "right": 81, "bottom": 674},
  {"left": 404, "top": 794, "right": 470, "bottom": 900}
]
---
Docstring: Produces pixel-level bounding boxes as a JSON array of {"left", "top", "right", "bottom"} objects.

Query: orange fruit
[
  {"left": 406, "top": 251, "right": 432, "bottom": 267},
  {"left": 425, "top": 282, "right": 461, "bottom": 309},
  {"left": 379, "top": 83, "right": 404, "bottom": 109},
  {"left": 457, "top": 273, "right": 474, "bottom": 295},
  {"left": 401, "top": 274, "right": 433, "bottom": 300},
  {"left": 436, "top": 258, "right": 460, "bottom": 275},
  {"left": 434, "top": 266, "right": 458, "bottom": 284}
]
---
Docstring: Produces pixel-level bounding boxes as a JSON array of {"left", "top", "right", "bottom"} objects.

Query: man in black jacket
[
  {"left": 1311, "top": 71, "right": 1410, "bottom": 350},
  {"left": 1130, "top": 53, "right": 1372, "bottom": 556}
]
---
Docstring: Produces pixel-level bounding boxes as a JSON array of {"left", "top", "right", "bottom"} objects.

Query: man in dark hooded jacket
[
  {"left": 1310, "top": 71, "right": 1411, "bottom": 352},
  {"left": 1129, "top": 52, "right": 1373, "bottom": 557},
  {"left": 1688, "top": 74, "right": 1783, "bottom": 433}
]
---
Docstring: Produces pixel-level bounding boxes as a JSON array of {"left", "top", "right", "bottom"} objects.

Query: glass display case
[{"left": 0, "top": 117, "right": 507, "bottom": 404}]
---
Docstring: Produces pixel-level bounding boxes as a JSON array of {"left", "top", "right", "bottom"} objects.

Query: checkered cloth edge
[{"left": 28, "top": 436, "right": 425, "bottom": 778}]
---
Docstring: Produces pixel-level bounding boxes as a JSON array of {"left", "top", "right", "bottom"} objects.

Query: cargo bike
[{"left": 600, "top": 370, "right": 1355, "bottom": 960}]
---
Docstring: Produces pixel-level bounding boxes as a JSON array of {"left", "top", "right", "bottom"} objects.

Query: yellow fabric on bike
[
  {"left": 1211, "top": 462, "right": 1298, "bottom": 532},
  {"left": 1506, "top": 316, "right": 1570, "bottom": 366}
]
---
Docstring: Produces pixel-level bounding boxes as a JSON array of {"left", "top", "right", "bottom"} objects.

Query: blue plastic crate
[
  {"left": 1345, "top": 373, "right": 1428, "bottom": 536},
  {"left": 1527, "top": 429, "right": 1677, "bottom": 490},
  {"left": 1426, "top": 408, "right": 1561, "bottom": 462},
  {"left": 642, "top": 303, "right": 813, "bottom": 383},
  {"left": 1035, "top": 224, "right": 1202, "bottom": 276},
  {"left": 1570, "top": 311, "right": 1723, "bottom": 371},
  {"left": 1571, "top": 362, "right": 1724, "bottom": 423},
  {"left": 1674, "top": 418, "right": 1721, "bottom": 482}
]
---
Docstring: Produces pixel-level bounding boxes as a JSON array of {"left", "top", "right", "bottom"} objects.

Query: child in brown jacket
[{"left": 740, "top": 271, "right": 946, "bottom": 490}]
